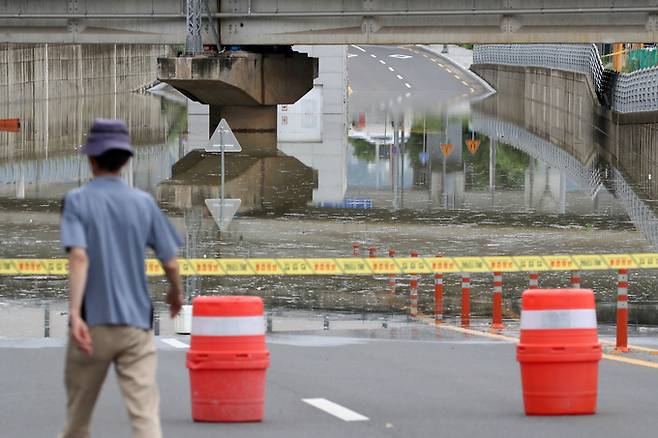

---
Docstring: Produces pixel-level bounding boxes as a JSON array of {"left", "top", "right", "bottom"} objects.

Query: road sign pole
[{"left": 220, "top": 128, "right": 225, "bottom": 230}]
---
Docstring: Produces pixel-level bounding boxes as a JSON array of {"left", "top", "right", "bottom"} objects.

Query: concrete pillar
[
  {"left": 209, "top": 105, "right": 277, "bottom": 154},
  {"left": 158, "top": 50, "right": 317, "bottom": 156}
]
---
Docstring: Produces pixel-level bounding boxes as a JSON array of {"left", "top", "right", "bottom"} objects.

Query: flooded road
[{"left": 2, "top": 44, "right": 658, "bottom": 337}]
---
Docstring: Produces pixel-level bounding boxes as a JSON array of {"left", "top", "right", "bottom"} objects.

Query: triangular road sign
[
  {"left": 440, "top": 143, "right": 453, "bottom": 157},
  {"left": 466, "top": 139, "right": 481, "bottom": 155},
  {"left": 205, "top": 119, "right": 242, "bottom": 153},
  {"left": 205, "top": 198, "right": 241, "bottom": 230}
]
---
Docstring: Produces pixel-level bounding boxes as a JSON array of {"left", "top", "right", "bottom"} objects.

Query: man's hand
[
  {"left": 70, "top": 315, "right": 93, "bottom": 355},
  {"left": 162, "top": 257, "right": 184, "bottom": 318},
  {"left": 166, "top": 286, "right": 184, "bottom": 318}
]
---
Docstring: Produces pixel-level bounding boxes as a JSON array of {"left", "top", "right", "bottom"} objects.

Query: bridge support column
[
  {"left": 209, "top": 105, "right": 277, "bottom": 155},
  {"left": 158, "top": 50, "right": 317, "bottom": 155}
]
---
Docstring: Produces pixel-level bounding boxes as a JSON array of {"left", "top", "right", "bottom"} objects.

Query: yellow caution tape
[
  {"left": 482, "top": 256, "right": 518, "bottom": 272},
  {"left": 631, "top": 253, "right": 658, "bottom": 269},
  {"left": 396, "top": 257, "right": 432, "bottom": 274},
  {"left": 512, "top": 256, "right": 549, "bottom": 272},
  {"left": 366, "top": 258, "right": 400, "bottom": 274},
  {"left": 572, "top": 255, "right": 609, "bottom": 270},
  {"left": 2, "top": 254, "right": 658, "bottom": 276},
  {"left": 218, "top": 259, "right": 252, "bottom": 275},
  {"left": 454, "top": 257, "right": 490, "bottom": 273},
  {"left": 600, "top": 254, "right": 637, "bottom": 269},
  {"left": 336, "top": 258, "right": 372, "bottom": 275},
  {"left": 0, "top": 259, "right": 18, "bottom": 275},
  {"left": 542, "top": 255, "right": 577, "bottom": 271},
  {"left": 278, "top": 259, "right": 314, "bottom": 275},
  {"left": 248, "top": 259, "right": 282, "bottom": 275}
]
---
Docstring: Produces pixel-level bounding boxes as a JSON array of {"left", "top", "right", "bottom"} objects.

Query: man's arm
[
  {"left": 162, "top": 257, "right": 184, "bottom": 318},
  {"left": 68, "top": 247, "right": 92, "bottom": 355}
]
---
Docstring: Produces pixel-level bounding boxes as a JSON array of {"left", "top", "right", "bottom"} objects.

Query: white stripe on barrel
[
  {"left": 192, "top": 316, "right": 266, "bottom": 336},
  {"left": 520, "top": 309, "right": 597, "bottom": 330}
]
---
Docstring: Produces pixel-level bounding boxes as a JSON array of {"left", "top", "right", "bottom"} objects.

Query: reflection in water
[{"left": 4, "top": 47, "right": 658, "bottom": 333}]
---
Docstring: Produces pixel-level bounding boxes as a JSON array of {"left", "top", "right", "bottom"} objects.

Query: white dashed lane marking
[
  {"left": 161, "top": 338, "right": 189, "bottom": 349},
  {"left": 350, "top": 44, "right": 366, "bottom": 52},
  {"left": 302, "top": 398, "right": 369, "bottom": 422},
  {"left": 396, "top": 74, "right": 404, "bottom": 80},
  {"left": 388, "top": 66, "right": 394, "bottom": 72},
  {"left": 379, "top": 60, "right": 386, "bottom": 65},
  {"left": 370, "top": 54, "right": 377, "bottom": 58},
  {"left": 404, "top": 83, "right": 412, "bottom": 89}
]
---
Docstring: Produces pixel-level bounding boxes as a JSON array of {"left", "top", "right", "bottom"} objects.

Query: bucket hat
[{"left": 81, "top": 119, "right": 134, "bottom": 157}]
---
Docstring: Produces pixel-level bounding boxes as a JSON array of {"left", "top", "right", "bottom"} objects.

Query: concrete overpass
[{"left": 1, "top": 0, "right": 658, "bottom": 45}]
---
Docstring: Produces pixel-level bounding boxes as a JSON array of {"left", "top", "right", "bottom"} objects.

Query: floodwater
[{"left": 2, "top": 45, "right": 658, "bottom": 338}]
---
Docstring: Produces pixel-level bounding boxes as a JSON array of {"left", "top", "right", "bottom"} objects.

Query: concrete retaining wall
[{"left": 0, "top": 43, "right": 171, "bottom": 104}]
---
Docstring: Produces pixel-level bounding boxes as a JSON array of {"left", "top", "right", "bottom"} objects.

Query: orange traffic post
[
  {"left": 434, "top": 254, "right": 444, "bottom": 325},
  {"left": 0, "top": 118, "right": 20, "bottom": 133},
  {"left": 409, "top": 251, "right": 419, "bottom": 319},
  {"left": 368, "top": 246, "right": 377, "bottom": 258},
  {"left": 387, "top": 248, "right": 396, "bottom": 296},
  {"left": 517, "top": 289, "right": 602, "bottom": 415},
  {"left": 187, "top": 296, "right": 270, "bottom": 422},
  {"left": 491, "top": 272, "right": 504, "bottom": 331},
  {"left": 570, "top": 271, "right": 581, "bottom": 288},
  {"left": 352, "top": 243, "right": 360, "bottom": 257},
  {"left": 528, "top": 272, "right": 539, "bottom": 289},
  {"left": 461, "top": 273, "right": 471, "bottom": 328},
  {"left": 616, "top": 269, "right": 629, "bottom": 352}
]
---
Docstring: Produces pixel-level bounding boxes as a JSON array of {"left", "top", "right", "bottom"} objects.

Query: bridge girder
[{"left": 1, "top": 0, "right": 658, "bottom": 44}]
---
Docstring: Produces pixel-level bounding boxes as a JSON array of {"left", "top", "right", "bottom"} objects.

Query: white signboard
[
  {"left": 205, "top": 119, "right": 242, "bottom": 153},
  {"left": 205, "top": 198, "right": 241, "bottom": 230}
]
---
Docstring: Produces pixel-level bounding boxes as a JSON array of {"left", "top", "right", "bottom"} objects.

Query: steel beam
[{"left": 1, "top": 0, "right": 658, "bottom": 44}]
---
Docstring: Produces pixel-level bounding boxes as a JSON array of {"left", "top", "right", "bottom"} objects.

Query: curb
[{"left": 417, "top": 44, "right": 496, "bottom": 94}]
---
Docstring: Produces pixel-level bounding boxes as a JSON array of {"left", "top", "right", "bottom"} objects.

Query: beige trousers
[{"left": 60, "top": 325, "right": 162, "bottom": 438}]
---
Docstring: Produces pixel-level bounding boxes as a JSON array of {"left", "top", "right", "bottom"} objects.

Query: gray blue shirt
[{"left": 60, "top": 176, "right": 183, "bottom": 330}]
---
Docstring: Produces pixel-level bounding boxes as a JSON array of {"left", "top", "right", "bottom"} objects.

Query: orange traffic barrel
[
  {"left": 0, "top": 118, "right": 20, "bottom": 133},
  {"left": 517, "top": 289, "right": 601, "bottom": 415},
  {"left": 186, "top": 296, "right": 270, "bottom": 422}
]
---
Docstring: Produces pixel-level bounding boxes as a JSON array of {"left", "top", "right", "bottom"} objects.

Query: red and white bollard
[
  {"left": 528, "top": 272, "right": 539, "bottom": 289},
  {"left": 352, "top": 243, "right": 360, "bottom": 257},
  {"left": 387, "top": 248, "right": 396, "bottom": 296},
  {"left": 409, "top": 251, "right": 419, "bottom": 319},
  {"left": 434, "top": 254, "right": 444, "bottom": 325},
  {"left": 491, "top": 272, "right": 504, "bottom": 330},
  {"left": 368, "top": 246, "right": 377, "bottom": 258},
  {"left": 461, "top": 273, "right": 471, "bottom": 328},
  {"left": 616, "top": 269, "right": 629, "bottom": 352},
  {"left": 570, "top": 271, "right": 582, "bottom": 288}
]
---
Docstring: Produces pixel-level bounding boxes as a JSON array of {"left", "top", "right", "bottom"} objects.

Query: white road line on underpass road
[
  {"left": 396, "top": 74, "right": 404, "bottom": 80},
  {"left": 379, "top": 59, "right": 386, "bottom": 65},
  {"left": 404, "top": 83, "right": 412, "bottom": 89},
  {"left": 302, "top": 398, "right": 369, "bottom": 422},
  {"left": 351, "top": 44, "right": 366, "bottom": 52},
  {"left": 388, "top": 66, "right": 394, "bottom": 72},
  {"left": 370, "top": 54, "right": 377, "bottom": 58},
  {"left": 161, "top": 338, "right": 189, "bottom": 349}
]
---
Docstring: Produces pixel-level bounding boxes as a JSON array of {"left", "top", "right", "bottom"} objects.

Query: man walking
[{"left": 60, "top": 119, "right": 184, "bottom": 438}]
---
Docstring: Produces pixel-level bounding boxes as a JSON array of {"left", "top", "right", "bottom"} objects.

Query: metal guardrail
[
  {"left": 471, "top": 111, "right": 603, "bottom": 198},
  {"left": 473, "top": 44, "right": 658, "bottom": 114}
]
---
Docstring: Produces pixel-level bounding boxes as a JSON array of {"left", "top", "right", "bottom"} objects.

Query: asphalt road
[
  {"left": 347, "top": 44, "right": 485, "bottom": 113},
  {"left": 2, "top": 323, "right": 658, "bottom": 438}
]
